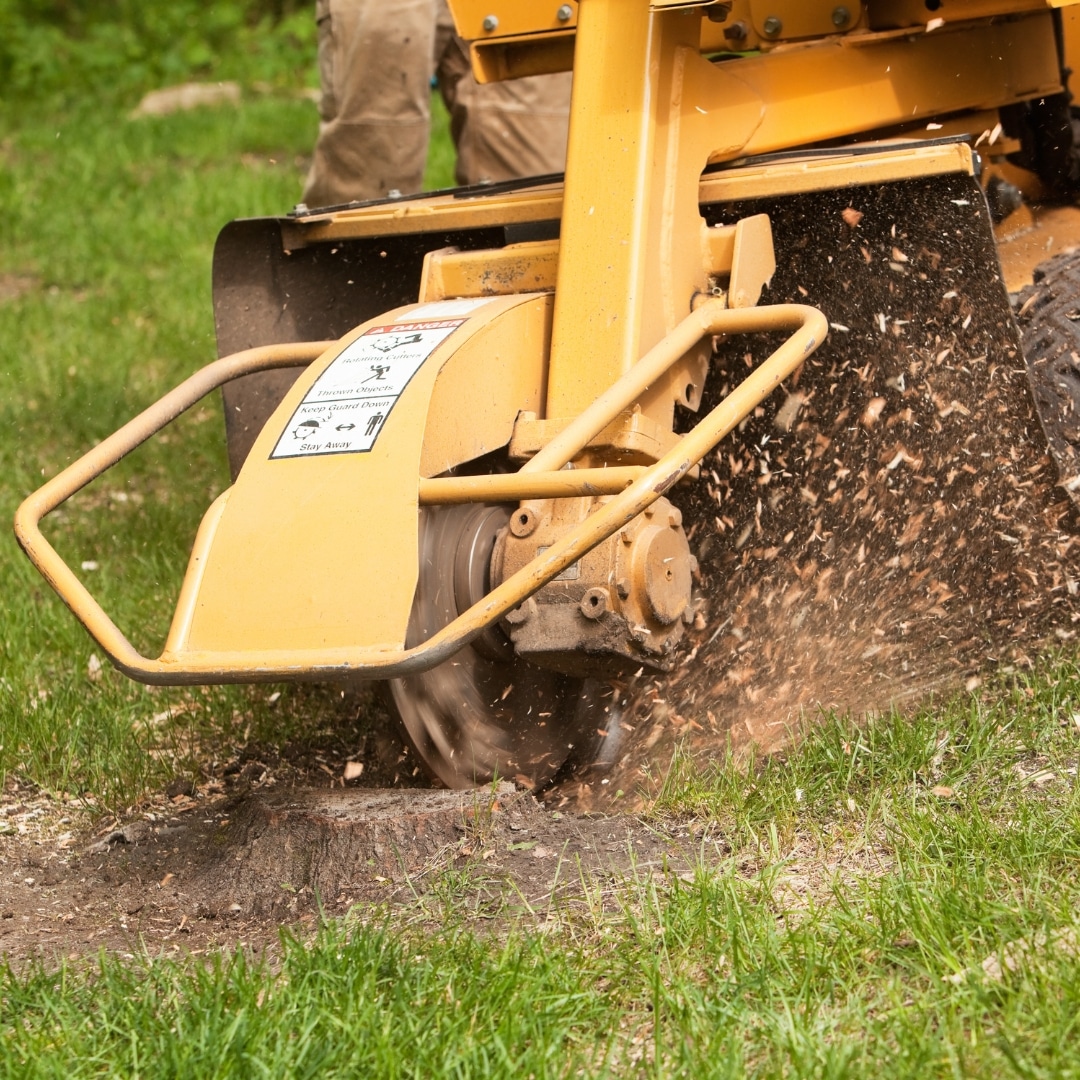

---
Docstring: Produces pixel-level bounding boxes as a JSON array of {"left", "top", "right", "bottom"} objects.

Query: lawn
[
  {"left": 3, "top": 666, "right": 1080, "bottom": 1076},
  {"left": 0, "top": 88, "right": 455, "bottom": 811},
  {"left": 2, "top": 42, "right": 1080, "bottom": 1080}
]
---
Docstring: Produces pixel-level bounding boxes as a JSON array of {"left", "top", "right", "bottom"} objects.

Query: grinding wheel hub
[{"left": 388, "top": 502, "right": 598, "bottom": 790}]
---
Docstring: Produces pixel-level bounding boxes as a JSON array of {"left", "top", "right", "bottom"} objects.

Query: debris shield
[{"left": 565, "top": 172, "right": 1080, "bottom": 807}]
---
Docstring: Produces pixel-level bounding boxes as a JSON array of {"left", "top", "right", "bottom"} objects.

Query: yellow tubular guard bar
[{"left": 13, "top": 300, "right": 827, "bottom": 684}]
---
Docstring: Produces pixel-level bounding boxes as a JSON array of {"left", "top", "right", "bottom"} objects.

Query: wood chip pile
[{"left": 564, "top": 174, "right": 1080, "bottom": 808}]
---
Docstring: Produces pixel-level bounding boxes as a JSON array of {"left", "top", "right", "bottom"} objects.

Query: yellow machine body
[
  {"left": 15, "top": 0, "right": 1080, "bottom": 785},
  {"left": 174, "top": 295, "right": 550, "bottom": 659}
]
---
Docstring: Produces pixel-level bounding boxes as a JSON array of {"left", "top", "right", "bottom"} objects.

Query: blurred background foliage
[{"left": 0, "top": 0, "right": 317, "bottom": 104}]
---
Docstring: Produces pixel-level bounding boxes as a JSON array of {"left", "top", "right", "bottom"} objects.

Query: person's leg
[
  {"left": 434, "top": 2, "right": 572, "bottom": 186},
  {"left": 302, "top": 0, "right": 436, "bottom": 207}
]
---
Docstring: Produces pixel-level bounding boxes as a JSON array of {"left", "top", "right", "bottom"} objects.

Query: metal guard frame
[{"left": 13, "top": 300, "right": 827, "bottom": 684}]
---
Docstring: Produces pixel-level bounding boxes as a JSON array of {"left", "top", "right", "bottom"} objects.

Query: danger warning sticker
[{"left": 270, "top": 318, "right": 465, "bottom": 459}]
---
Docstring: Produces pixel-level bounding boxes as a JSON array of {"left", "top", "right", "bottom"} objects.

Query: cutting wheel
[
  {"left": 1016, "top": 249, "right": 1080, "bottom": 508},
  {"left": 388, "top": 502, "right": 597, "bottom": 790}
]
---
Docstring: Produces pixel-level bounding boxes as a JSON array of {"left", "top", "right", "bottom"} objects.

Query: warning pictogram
[{"left": 270, "top": 314, "right": 469, "bottom": 460}]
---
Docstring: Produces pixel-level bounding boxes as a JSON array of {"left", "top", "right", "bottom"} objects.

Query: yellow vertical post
[{"left": 545, "top": 0, "right": 707, "bottom": 424}]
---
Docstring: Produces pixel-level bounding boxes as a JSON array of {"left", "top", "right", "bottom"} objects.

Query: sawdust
[{"left": 560, "top": 173, "right": 1080, "bottom": 811}]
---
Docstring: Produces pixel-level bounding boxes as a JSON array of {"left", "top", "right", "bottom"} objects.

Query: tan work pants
[{"left": 302, "top": 0, "right": 572, "bottom": 208}]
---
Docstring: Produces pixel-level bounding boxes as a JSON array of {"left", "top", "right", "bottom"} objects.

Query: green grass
[
  {"left": 5, "top": 62, "right": 1080, "bottom": 1080},
  {"left": 0, "top": 2, "right": 318, "bottom": 107},
  {"left": 0, "top": 93, "right": 315, "bottom": 809},
  {"left": 0, "top": 92, "right": 454, "bottom": 809},
  {"left": 3, "top": 671, "right": 1080, "bottom": 1076}
]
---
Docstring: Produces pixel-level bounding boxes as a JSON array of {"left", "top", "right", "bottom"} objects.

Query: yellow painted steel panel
[
  {"left": 1065, "top": 4, "right": 1080, "bottom": 66},
  {"left": 419, "top": 240, "right": 559, "bottom": 300},
  {"left": 547, "top": 3, "right": 710, "bottom": 419},
  {"left": 702, "top": 16, "right": 1060, "bottom": 161},
  {"left": 420, "top": 295, "right": 551, "bottom": 476},
  {"left": 470, "top": 31, "right": 576, "bottom": 81},
  {"left": 868, "top": 0, "right": 1071, "bottom": 28},
  {"left": 180, "top": 295, "right": 535, "bottom": 657},
  {"left": 697, "top": 141, "right": 974, "bottom": 202},
  {"left": 448, "top": 0, "right": 577, "bottom": 38},
  {"left": 748, "top": 0, "right": 858, "bottom": 39},
  {"left": 282, "top": 189, "right": 565, "bottom": 245}
]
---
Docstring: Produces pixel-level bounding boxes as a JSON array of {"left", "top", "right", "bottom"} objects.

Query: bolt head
[
  {"left": 482, "top": 14, "right": 499, "bottom": 31},
  {"left": 579, "top": 588, "right": 608, "bottom": 620},
  {"left": 831, "top": 5, "right": 850, "bottom": 27},
  {"left": 762, "top": 15, "right": 782, "bottom": 35},
  {"left": 556, "top": 4, "right": 573, "bottom": 22},
  {"left": 505, "top": 598, "right": 536, "bottom": 625},
  {"left": 509, "top": 507, "right": 538, "bottom": 538}
]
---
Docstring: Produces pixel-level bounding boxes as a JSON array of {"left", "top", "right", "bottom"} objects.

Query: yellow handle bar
[{"left": 13, "top": 301, "right": 826, "bottom": 684}]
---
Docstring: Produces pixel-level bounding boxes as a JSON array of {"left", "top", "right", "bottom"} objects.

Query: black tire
[{"left": 1016, "top": 249, "right": 1080, "bottom": 502}]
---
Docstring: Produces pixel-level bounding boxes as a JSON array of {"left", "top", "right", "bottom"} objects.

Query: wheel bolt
[
  {"left": 505, "top": 598, "right": 536, "bottom": 625},
  {"left": 579, "top": 588, "right": 608, "bottom": 620},
  {"left": 510, "top": 507, "right": 538, "bottom": 537}
]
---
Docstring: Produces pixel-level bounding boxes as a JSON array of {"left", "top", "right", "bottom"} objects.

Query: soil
[
  {"left": 0, "top": 764, "right": 704, "bottom": 965},
  {"left": 5, "top": 178, "right": 1080, "bottom": 968}
]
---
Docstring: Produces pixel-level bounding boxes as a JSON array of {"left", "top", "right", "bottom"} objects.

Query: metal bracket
[{"left": 15, "top": 301, "right": 826, "bottom": 685}]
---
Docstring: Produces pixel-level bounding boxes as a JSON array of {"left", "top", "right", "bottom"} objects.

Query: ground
[
  {"left": 4, "top": 141, "right": 1080, "bottom": 978},
  {"left": 0, "top": 753, "right": 709, "bottom": 962}
]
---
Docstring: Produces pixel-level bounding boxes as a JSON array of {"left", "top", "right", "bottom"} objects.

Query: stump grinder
[{"left": 17, "top": 0, "right": 1080, "bottom": 791}]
